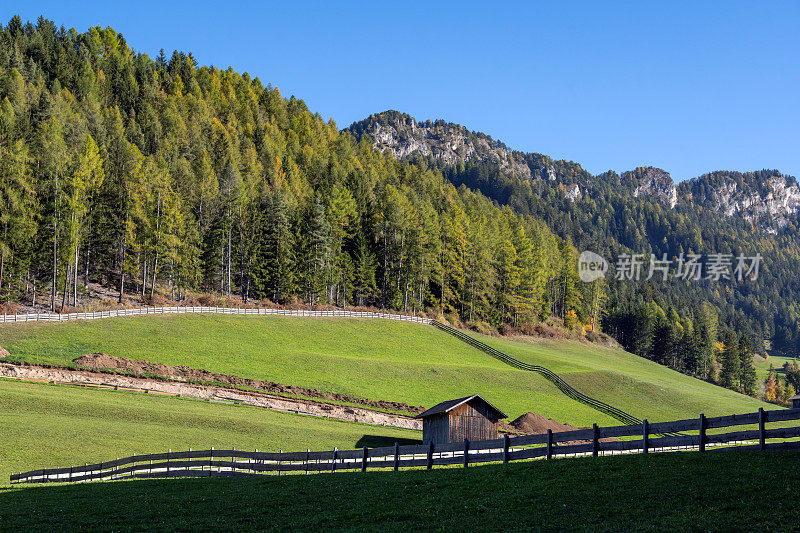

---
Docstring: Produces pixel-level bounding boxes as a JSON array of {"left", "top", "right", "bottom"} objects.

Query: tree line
[{"left": 0, "top": 16, "right": 599, "bottom": 331}]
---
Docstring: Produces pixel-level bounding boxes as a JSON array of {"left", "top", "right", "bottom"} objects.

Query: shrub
[
  {"left": 468, "top": 320, "right": 495, "bottom": 336},
  {"left": 499, "top": 323, "right": 515, "bottom": 336},
  {"left": 0, "top": 302, "right": 20, "bottom": 315}
]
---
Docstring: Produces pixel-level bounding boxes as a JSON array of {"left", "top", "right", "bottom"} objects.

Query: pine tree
[
  {"left": 352, "top": 232, "right": 377, "bottom": 307},
  {"left": 737, "top": 333, "right": 757, "bottom": 396},
  {"left": 0, "top": 134, "right": 34, "bottom": 297},
  {"left": 71, "top": 135, "right": 104, "bottom": 301},
  {"left": 37, "top": 114, "right": 69, "bottom": 311},
  {"left": 696, "top": 302, "right": 719, "bottom": 379},
  {"left": 327, "top": 185, "right": 358, "bottom": 306},
  {"left": 720, "top": 330, "right": 741, "bottom": 390},
  {"left": 306, "top": 197, "right": 331, "bottom": 305},
  {"left": 256, "top": 191, "right": 295, "bottom": 303},
  {"left": 496, "top": 239, "right": 519, "bottom": 323}
]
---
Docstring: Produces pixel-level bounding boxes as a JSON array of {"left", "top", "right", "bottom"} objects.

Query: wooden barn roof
[{"left": 415, "top": 395, "right": 507, "bottom": 419}]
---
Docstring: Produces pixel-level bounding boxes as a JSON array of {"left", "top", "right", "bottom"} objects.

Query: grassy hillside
[
  {"left": 2, "top": 451, "right": 798, "bottom": 531},
  {"left": 755, "top": 353, "right": 798, "bottom": 382},
  {"left": 0, "top": 378, "right": 418, "bottom": 487},
  {"left": 466, "top": 331, "right": 770, "bottom": 422},
  {"left": 0, "top": 314, "right": 773, "bottom": 425}
]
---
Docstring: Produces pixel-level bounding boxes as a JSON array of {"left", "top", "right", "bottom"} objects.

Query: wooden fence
[
  {"left": 11, "top": 407, "right": 800, "bottom": 484},
  {"left": 0, "top": 307, "right": 432, "bottom": 325}
]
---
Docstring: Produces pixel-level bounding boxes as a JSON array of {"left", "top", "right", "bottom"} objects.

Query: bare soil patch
[
  {"left": 0, "top": 361, "right": 421, "bottom": 430},
  {"left": 510, "top": 412, "right": 579, "bottom": 434},
  {"left": 0, "top": 345, "right": 9, "bottom": 358},
  {"left": 509, "top": 412, "right": 616, "bottom": 444},
  {"left": 73, "top": 353, "right": 424, "bottom": 415}
]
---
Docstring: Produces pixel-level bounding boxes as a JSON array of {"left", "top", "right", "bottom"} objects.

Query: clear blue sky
[{"left": 9, "top": 1, "right": 800, "bottom": 181}]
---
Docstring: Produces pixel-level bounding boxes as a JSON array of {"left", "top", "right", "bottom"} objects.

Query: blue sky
[{"left": 9, "top": 1, "right": 799, "bottom": 181}]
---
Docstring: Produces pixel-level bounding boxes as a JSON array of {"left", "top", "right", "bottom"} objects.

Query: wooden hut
[
  {"left": 415, "top": 395, "right": 507, "bottom": 445},
  {"left": 791, "top": 394, "right": 800, "bottom": 409}
]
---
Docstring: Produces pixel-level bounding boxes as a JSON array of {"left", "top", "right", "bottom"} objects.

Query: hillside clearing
[
  {"left": 0, "top": 314, "right": 773, "bottom": 425},
  {"left": 463, "top": 330, "right": 771, "bottom": 421}
]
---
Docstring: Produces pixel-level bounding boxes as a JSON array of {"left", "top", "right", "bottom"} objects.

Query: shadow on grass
[{"left": 356, "top": 435, "right": 421, "bottom": 448}]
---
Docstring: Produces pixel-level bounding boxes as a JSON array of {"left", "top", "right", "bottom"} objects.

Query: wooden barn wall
[
  {"left": 422, "top": 413, "right": 449, "bottom": 444},
  {"left": 448, "top": 401, "right": 499, "bottom": 442}
]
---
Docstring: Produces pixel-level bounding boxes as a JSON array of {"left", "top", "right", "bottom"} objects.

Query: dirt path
[
  {"left": 0, "top": 362, "right": 422, "bottom": 431},
  {"left": 72, "top": 353, "right": 423, "bottom": 414}
]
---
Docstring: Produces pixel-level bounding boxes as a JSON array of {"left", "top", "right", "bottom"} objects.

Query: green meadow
[
  {"left": 0, "top": 314, "right": 773, "bottom": 426},
  {"left": 0, "top": 378, "right": 418, "bottom": 487},
  {"left": 2, "top": 451, "right": 798, "bottom": 531}
]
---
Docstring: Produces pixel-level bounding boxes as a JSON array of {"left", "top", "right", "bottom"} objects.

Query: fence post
[
  {"left": 362, "top": 446, "right": 368, "bottom": 473},
  {"left": 427, "top": 442, "right": 434, "bottom": 470},
  {"left": 592, "top": 424, "right": 599, "bottom": 457},
  {"left": 394, "top": 442, "right": 400, "bottom": 472},
  {"left": 642, "top": 419, "right": 649, "bottom": 454},
  {"left": 331, "top": 448, "right": 337, "bottom": 473},
  {"left": 278, "top": 449, "right": 281, "bottom": 476},
  {"left": 503, "top": 434, "right": 510, "bottom": 464},
  {"left": 463, "top": 438, "right": 470, "bottom": 468},
  {"left": 547, "top": 429, "right": 553, "bottom": 460},
  {"left": 758, "top": 408, "right": 766, "bottom": 451},
  {"left": 306, "top": 449, "right": 310, "bottom": 475},
  {"left": 167, "top": 449, "right": 171, "bottom": 475},
  {"left": 699, "top": 414, "right": 707, "bottom": 452},
  {"left": 209, "top": 447, "right": 213, "bottom": 477}
]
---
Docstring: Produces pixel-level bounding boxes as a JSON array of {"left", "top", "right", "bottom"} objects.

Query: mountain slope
[{"left": 347, "top": 111, "right": 800, "bottom": 370}]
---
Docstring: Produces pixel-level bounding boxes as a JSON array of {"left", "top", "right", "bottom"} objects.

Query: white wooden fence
[{"left": 0, "top": 307, "right": 432, "bottom": 325}]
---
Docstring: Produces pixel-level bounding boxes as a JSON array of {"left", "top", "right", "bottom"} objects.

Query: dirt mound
[
  {"left": 0, "top": 345, "right": 9, "bottom": 358},
  {"left": 510, "top": 412, "right": 578, "bottom": 434},
  {"left": 73, "top": 353, "right": 424, "bottom": 414},
  {"left": 509, "top": 412, "right": 617, "bottom": 444}
]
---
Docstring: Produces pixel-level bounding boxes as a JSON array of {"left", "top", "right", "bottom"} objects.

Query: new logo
[{"left": 578, "top": 251, "right": 608, "bottom": 282}]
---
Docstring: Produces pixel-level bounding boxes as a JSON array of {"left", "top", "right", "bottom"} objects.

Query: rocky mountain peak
[
  {"left": 680, "top": 170, "right": 800, "bottom": 230},
  {"left": 347, "top": 111, "right": 532, "bottom": 178},
  {"left": 348, "top": 112, "right": 800, "bottom": 231},
  {"left": 622, "top": 167, "right": 678, "bottom": 208}
]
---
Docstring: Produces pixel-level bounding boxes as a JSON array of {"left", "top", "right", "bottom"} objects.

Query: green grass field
[
  {"left": 0, "top": 378, "right": 418, "bottom": 487},
  {"left": 466, "top": 331, "right": 772, "bottom": 422},
  {"left": 754, "top": 353, "right": 798, "bottom": 382},
  {"left": 0, "top": 314, "right": 773, "bottom": 427},
  {"left": 2, "top": 451, "right": 797, "bottom": 531}
]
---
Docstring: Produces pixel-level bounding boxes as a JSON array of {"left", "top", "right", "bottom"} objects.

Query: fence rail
[
  {"left": 0, "top": 307, "right": 432, "bottom": 325},
  {"left": 11, "top": 407, "right": 800, "bottom": 484}
]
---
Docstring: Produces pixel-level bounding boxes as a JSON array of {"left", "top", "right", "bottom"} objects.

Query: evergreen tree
[
  {"left": 352, "top": 232, "right": 377, "bottom": 307},
  {"left": 306, "top": 197, "right": 331, "bottom": 305},
  {"left": 737, "top": 333, "right": 757, "bottom": 396},
  {"left": 720, "top": 330, "right": 741, "bottom": 390}
]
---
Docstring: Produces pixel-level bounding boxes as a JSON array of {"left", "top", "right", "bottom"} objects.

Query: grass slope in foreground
[
  {"left": 2, "top": 451, "right": 798, "bottom": 531},
  {"left": 0, "top": 379, "right": 418, "bottom": 487},
  {"left": 0, "top": 314, "right": 772, "bottom": 425}
]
